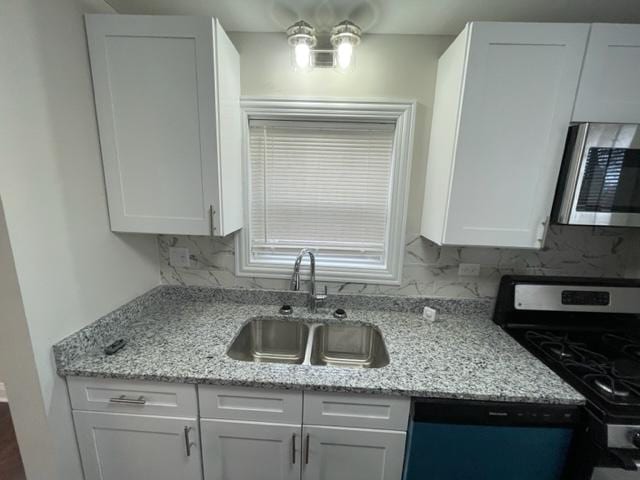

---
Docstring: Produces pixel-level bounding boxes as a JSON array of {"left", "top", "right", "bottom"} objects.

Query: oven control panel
[{"left": 561, "top": 290, "right": 610, "bottom": 306}]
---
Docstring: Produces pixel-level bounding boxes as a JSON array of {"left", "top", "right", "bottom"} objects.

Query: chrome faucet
[{"left": 290, "top": 249, "right": 327, "bottom": 313}]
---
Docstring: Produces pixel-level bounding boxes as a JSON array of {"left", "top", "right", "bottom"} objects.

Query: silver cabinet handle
[
  {"left": 184, "top": 426, "right": 195, "bottom": 457},
  {"left": 291, "top": 433, "right": 296, "bottom": 464},
  {"left": 109, "top": 394, "right": 146, "bottom": 405},
  {"left": 209, "top": 205, "right": 216, "bottom": 236},
  {"left": 305, "top": 434, "right": 310, "bottom": 465}
]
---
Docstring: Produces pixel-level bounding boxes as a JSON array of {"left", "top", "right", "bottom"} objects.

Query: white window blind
[{"left": 248, "top": 119, "right": 396, "bottom": 266}]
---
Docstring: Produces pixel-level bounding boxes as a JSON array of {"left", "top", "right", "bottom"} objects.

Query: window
[{"left": 236, "top": 99, "right": 415, "bottom": 284}]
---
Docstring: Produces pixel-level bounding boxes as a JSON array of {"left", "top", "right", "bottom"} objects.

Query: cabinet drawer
[
  {"left": 199, "top": 385, "right": 302, "bottom": 424},
  {"left": 68, "top": 376, "right": 197, "bottom": 418},
  {"left": 303, "top": 392, "right": 410, "bottom": 431}
]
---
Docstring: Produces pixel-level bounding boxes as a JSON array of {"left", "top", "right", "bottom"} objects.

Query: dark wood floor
[{"left": 0, "top": 402, "right": 26, "bottom": 480}]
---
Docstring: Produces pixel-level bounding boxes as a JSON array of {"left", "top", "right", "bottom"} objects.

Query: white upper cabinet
[
  {"left": 572, "top": 24, "right": 640, "bottom": 123},
  {"left": 85, "top": 15, "right": 242, "bottom": 236},
  {"left": 421, "top": 22, "right": 589, "bottom": 249}
]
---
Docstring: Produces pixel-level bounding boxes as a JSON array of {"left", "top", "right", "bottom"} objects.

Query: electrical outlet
[
  {"left": 422, "top": 306, "right": 437, "bottom": 322},
  {"left": 169, "top": 247, "right": 190, "bottom": 268},
  {"left": 458, "top": 263, "right": 481, "bottom": 277}
]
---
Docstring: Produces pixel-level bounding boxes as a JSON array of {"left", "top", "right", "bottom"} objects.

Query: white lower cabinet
[
  {"left": 201, "top": 419, "right": 301, "bottom": 480},
  {"left": 198, "top": 386, "right": 409, "bottom": 480},
  {"left": 69, "top": 380, "right": 409, "bottom": 480},
  {"left": 302, "top": 425, "right": 406, "bottom": 480},
  {"left": 73, "top": 411, "right": 202, "bottom": 480}
]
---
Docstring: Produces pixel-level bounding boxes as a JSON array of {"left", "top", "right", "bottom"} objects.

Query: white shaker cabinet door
[
  {"left": 201, "top": 419, "right": 301, "bottom": 480},
  {"left": 422, "top": 22, "right": 589, "bottom": 249},
  {"left": 73, "top": 411, "right": 202, "bottom": 480},
  {"left": 302, "top": 425, "right": 406, "bottom": 480},
  {"left": 573, "top": 24, "right": 640, "bottom": 123},
  {"left": 85, "top": 14, "right": 242, "bottom": 236}
]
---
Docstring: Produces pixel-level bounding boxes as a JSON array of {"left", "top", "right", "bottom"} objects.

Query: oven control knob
[{"left": 631, "top": 431, "right": 640, "bottom": 449}]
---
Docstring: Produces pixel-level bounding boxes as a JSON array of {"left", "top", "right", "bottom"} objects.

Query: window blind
[{"left": 248, "top": 119, "right": 396, "bottom": 264}]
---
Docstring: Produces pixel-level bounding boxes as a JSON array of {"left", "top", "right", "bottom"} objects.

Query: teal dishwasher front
[{"left": 403, "top": 398, "right": 582, "bottom": 480}]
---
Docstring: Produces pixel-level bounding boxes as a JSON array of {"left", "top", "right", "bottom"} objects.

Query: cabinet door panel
[
  {"left": 73, "top": 411, "right": 201, "bottom": 480},
  {"left": 303, "top": 425, "right": 406, "bottom": 480},
  {"left": 85, "top": 14, "right": 219, "bottom": 235},
  {"left": 446, "top": 23, "right": 589, "bottom": 248},
  {"left": 573, "top": 24, "right": 640, "bottom": 123},
  {"left": 201, "top": 419, "right": 301, "bottom": 480}
]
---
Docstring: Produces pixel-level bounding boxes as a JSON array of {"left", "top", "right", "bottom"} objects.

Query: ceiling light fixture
[
  {"left": 330, "top": 21, "right": 362, "bottom": 70},
  {"left": 286, "top": 20, "right": 362, "bottom": 71},
  {"left": 286, "top": 20, "right": 317, "bottom": 71}
]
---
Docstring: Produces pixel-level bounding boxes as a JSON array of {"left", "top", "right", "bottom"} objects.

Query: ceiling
[{"left": 105, "top": 0, "right": 640, "bottom": 35}]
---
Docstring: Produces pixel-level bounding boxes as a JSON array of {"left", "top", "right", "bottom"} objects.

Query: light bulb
[
  {"left": 294, "top": 43, "right": 311, "bottom": 69},
  {"left": 336, "top": 41, "right": 353, "bottom": 69}
]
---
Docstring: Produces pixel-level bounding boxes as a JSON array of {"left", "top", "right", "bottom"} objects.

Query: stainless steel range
[{"left": 494, "top": 276, "right": 640, "bottom": 478}]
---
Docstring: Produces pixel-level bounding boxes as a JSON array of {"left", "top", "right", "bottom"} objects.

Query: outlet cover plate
[{"left": 169, "top": 247, "right": 190, "bottom": 268}]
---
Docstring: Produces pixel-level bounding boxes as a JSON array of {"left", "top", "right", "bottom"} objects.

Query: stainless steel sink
[
  {"left": 227, "top": 317, "right": 389, "bottom": 368},
  {"left": 227, "top": 317, "right": 309, "bottom": 364},
  {"left": 309, "top": 324, "right": 389, "bottom": 368}
]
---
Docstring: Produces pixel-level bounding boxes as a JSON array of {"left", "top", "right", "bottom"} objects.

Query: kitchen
[{"left": 1, "top": 1, "right": 640, "bottom": 480}]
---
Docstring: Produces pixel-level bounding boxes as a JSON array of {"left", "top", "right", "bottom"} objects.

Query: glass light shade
[
  {"left": 330, "top": 21, "right": 361, "bottom": 71},
  {"left": 286, "top": 21, "right": 317, "bottom": 71},
  {"left": 294, "top": 43, "right": 311, "bottom": 69},
  {"left": 336, "top": 41, "right": 354, "bottom": 69}
]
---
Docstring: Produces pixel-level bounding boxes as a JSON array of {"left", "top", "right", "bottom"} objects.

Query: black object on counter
[{"left": 104, "top": 338, "right": 127, "bottom": 355}]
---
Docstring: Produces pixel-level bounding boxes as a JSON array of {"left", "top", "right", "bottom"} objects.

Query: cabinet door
[
  {"left": 201, "top": 419, "right": 301, "bottom": 480},
  {"left": 85, "top": 14, "right": 229, "bottom": 235},
  {"left": 573, "top": 24, "right": 640, "bottom": 123},
  {"left": 73, "top": 411, "right": 202, "bottom": 480},
  {"left": 445, "top": 22, "right": 589, "bottom": 248},
  {"left": 302, "top": 425, "right": 406, "bottom": 480}
]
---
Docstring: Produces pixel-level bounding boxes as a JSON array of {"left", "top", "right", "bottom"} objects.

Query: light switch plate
[
  {"left": 458, "top": 263, "right": 481, "bottom": 277},
  {"left": 169, "top": 247, "right": 190, "bottom": 268}
]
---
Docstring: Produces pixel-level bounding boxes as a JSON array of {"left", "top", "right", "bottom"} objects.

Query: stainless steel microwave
[{"left": 553, "top": 122, "right": 640, "bottom": 227}]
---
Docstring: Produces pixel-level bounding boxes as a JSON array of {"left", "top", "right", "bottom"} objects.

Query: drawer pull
[{"left": 109, "top": 394, "right": 146, "bottom": 405}]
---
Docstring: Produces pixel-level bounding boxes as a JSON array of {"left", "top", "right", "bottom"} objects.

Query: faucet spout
[{"left": 289, "top": 249, "right": 326, "bottom": 312}]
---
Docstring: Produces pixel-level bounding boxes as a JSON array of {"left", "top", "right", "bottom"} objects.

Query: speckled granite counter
[{"left": 53, "top": 286, "right": 584, "bottom": 405}]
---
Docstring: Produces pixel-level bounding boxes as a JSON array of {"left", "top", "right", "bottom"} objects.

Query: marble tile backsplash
[{"left": 158, "top": 226, "right": 640, "bottom": 299}]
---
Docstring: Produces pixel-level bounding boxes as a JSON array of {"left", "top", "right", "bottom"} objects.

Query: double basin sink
[{"left": 227, "top": 317, "right": 389, "bottom": 368}]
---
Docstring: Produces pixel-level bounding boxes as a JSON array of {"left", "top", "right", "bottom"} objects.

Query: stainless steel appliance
[
  {"left": 553, "top": 123, "right": 640, "bottom": 227},
  {"left": 494, "top": 276, "right": 640, "bottom": 478}
]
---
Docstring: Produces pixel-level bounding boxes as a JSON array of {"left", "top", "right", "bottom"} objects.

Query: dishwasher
[{"left": 403, "top": 398, "right": 584, "bottom": 480}]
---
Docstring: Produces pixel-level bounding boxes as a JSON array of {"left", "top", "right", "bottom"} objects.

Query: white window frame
[{"left": 235, "top": 97, "right": 415, "bottom": 285}]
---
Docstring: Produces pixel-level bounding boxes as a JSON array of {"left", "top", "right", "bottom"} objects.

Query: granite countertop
[{"left": 53, "top": 286, "right": 584, "bottom": 405}]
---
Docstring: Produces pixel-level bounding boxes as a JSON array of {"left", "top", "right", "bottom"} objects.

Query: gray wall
[{"left": 158, "top": 32, "right": 640, "bottom": 298}]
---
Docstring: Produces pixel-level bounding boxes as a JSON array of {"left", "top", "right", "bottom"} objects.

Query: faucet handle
[{"left": 316, "top": 285, "right": 328, "bottom": 300}]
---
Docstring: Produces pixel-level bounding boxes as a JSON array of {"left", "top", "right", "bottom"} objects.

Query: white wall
[
  {"left": 0, "top": 199, "right": 58, "bottom": 479},
  {"left": 0, "top": 1, "right": 160, "bottom": 479}
]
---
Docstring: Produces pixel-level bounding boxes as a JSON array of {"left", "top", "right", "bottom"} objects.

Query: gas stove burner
[
  {"left": 593, "top": 377, "right": 631, "bottom": 398},
  {"left": 547, "top": 344, "right": 574, "bottom": 359}
]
